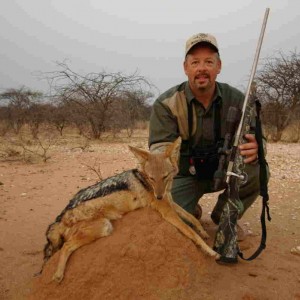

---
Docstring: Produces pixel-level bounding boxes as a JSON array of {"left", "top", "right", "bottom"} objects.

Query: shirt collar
[{"left": 185, "top": 81, "right": 222, "bottom": 105}]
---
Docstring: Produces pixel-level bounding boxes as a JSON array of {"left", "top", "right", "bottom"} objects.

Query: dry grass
[
  {"left": 1, "top": 120, "right": 298, "bottom": 164},
  {"left": 0, "top": 126, "right": 149, "bottom": 164}
]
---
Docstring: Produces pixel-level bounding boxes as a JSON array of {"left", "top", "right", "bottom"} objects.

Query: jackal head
[{"left": 129, "top": 137, "right": 181, "bottom": 200}]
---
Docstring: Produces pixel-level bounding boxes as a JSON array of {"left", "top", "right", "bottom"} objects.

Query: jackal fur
[{"left": 41, "top": 137, "right": 219, "bottom": 283}]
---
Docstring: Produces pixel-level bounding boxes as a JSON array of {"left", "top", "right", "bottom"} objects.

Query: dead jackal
[{"left": 41, "top": 137, "right": 219, "bottom": 283}]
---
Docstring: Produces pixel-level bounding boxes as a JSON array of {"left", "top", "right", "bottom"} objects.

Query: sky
[{"left": 0, "top": 0, "right": 299, "bottom": 100}]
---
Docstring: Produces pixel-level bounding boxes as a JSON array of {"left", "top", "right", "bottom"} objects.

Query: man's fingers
[
  {"left": 239, "top": 142, "right": 257, "bottom": 151},
  {"left": 240, "top": 148, "right": 257, "bottom": 157},
  {"left": 236, "top": 134, "right": 258, "bottom": 163},
  {"left": 243, "top": 154, "right": 258, "bottom": 164},
  {"left": 238, "top": 134, "right": 258, "bottom": 163}
]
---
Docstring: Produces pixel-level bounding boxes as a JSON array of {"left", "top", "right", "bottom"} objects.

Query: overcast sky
[{"left": 0, "top": 0, "right": 299, "bottom": 99}]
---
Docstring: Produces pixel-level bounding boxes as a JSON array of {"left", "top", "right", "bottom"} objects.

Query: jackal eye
[
  {"left": 149, "top": 176, "right": 155, "bottom": 182},
  {"left": 163, "top": 173, "right": 171, "bottom": 179}
]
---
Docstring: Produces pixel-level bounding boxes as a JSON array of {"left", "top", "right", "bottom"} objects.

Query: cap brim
[{"left": 186, "top": 41, "right": 219, "bottom": 56}]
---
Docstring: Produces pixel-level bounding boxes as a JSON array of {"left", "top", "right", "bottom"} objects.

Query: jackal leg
[
  {"left": 171, "top": 202, "right": 210, "bottom": 240},
  {"left": 53, "top": 218, "right": 113, "bottom": 283},
  {"left": 153, "top": 200, "right": 219, "bottom": 258}
]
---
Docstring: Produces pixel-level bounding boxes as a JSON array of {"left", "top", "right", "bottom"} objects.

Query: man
[{"left": 149, "top": 33, "right": 261, "bottom": 233}]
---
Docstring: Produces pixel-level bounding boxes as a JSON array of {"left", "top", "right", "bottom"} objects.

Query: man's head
[{"left": 184, "top": 33, "right": 221, "bottom": 95}]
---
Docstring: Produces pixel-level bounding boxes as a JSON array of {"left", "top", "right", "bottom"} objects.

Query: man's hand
[{"left": 238, "top": 134, "right": 258, "bottom": 164}]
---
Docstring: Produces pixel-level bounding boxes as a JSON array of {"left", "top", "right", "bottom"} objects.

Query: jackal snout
[
  {"left": 129, "top": 137, "right": 181, "bottom": 201},
  {"left": 147, "top": 159, "right": 176, "bottom": 200}
]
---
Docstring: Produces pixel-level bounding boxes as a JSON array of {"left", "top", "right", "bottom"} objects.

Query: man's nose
[{"left": 197, "top": 62, "right": 206, "bottom": 71}]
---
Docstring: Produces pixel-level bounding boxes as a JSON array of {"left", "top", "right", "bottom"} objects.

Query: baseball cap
[{"left": 185, "top": 33, "right": 219, "bottom": 56}]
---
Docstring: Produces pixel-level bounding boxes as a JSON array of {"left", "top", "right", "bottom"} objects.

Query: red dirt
[{"left": 0, "top": 140, "right": 299, "bottom": 300}]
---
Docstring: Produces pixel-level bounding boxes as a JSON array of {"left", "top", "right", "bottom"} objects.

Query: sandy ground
[{"left": 0, "top": 135, "right": 299, "bottom": 299}]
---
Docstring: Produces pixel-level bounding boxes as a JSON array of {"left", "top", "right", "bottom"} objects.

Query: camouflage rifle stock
[{"left": 213, "top": 8, "right": 270, "bottom": 263}]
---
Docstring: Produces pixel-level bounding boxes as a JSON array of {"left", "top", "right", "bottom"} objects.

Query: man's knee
[{"left": 171, "top": 176, "right": 205, "bottom": 215}]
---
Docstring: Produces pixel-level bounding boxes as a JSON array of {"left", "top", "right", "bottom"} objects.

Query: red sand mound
[{"left": 28, "top": 207, "right": 212, "bottom": 300}]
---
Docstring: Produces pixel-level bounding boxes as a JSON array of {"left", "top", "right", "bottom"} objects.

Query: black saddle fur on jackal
[{"left": 55, "top": 169, "right": 151, "bottom": 223}]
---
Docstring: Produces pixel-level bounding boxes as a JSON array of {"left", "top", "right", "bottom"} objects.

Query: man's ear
[
  {"left": 217, "top": 58, "right": 222, "bottom": 74},
  {"left": 165, "top": 137, "right": 182, "bottom": 166},
  {"left": 183, "top": 60, "right": 188, "bottom": 76},
  {"left": 128, "top": 146, "right": 150, "bottom": 165}
]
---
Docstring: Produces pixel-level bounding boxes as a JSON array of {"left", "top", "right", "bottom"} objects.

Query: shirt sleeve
[{"left": 148, "top": 99, "right": 179, "bottom": 151}]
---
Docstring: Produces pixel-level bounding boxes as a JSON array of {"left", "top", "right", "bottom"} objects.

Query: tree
[
  {"left": 47, "top": 103, "right": 70, "bottom": 136},
  {"left": 43, "top": 62, "right": 153, "bottom": 139},
  {"left": 0, "top": 87, "right": 43, "bottom": 134},
  {"left": 256, "top": 50, "right": 300, "bottom": 141},
  {"left": 110, "top": 90, "right": 152, "bottom": 137}
]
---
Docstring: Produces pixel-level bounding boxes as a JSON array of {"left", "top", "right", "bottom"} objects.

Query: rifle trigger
[{"left": 226, "top": 171, "right": 245, "bottom": 180}]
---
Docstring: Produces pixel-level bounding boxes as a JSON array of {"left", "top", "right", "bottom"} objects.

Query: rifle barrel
[{"left": 227, "top": 8, "right": 270, "bottom": 177}]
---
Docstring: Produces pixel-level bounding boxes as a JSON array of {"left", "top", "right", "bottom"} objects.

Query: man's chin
[{"left": 195, "top": 83, "right": 209, "bottom": 91}]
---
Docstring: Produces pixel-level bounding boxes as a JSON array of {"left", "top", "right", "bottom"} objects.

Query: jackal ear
[
  {"left": 128, "top": 145, "right": 150, "bottom": 165},
  {"left": 165, "top": 137, "right": 182, "bottom": 165}
]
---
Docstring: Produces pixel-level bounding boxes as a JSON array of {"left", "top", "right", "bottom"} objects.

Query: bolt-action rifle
[{"left": 213, "top": 8, "right": 271, "bottom": 263}]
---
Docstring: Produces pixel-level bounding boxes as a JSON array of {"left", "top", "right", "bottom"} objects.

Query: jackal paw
[
  {"left": 215, "top": 253, "right": 221, "bottom": 260},
  {"left": 52, "top": 272, "right": 64, "bottom": 283},
  {"left": 201, "top": 231, "right": 210, "bottom": 240}
]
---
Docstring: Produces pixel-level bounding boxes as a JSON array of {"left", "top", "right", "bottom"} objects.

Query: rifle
[{"left": 213, "top": 8, "right": 271, "bottom": 263}]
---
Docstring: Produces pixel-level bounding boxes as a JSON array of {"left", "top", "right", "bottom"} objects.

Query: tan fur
[{"left": 46, "top": 137, "right": 219, "bottom": 283}]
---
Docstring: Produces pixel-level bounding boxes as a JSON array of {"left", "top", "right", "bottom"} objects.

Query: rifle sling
[{"left": 238, "top": 99, "right": 271, "bottom": 261}]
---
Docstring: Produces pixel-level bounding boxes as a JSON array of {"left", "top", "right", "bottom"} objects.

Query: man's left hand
[{"left": 238, "top": 134, "right": 258, "bottom": 164}]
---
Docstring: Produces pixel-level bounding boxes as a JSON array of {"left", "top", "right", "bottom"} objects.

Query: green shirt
[{"left": 149, "top": 81, "right": 250, "bottom": 175}]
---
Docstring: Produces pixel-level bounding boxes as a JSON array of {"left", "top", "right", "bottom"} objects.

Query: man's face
[{"left": 184, "top": 45, "right": 221, "bottom": 93}]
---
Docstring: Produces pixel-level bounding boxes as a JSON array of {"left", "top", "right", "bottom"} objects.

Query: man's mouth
[{"left": 195, "top": 74, "right": 209, "bottom": 83}]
